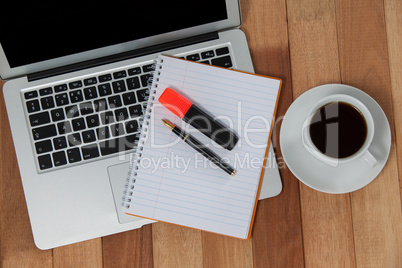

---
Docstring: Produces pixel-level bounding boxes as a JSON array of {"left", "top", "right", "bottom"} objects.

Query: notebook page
[{"left": 123, "top": 55, "right": 281, "bottom": 239}]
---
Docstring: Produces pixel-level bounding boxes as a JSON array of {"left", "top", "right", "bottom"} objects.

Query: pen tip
[{"left": 162, "top": 119, "right": 174, "bottom": 130}]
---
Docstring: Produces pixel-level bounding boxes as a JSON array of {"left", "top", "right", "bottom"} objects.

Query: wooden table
[{"left": 1, "top": 0, "right": 401, "bottom": 267}]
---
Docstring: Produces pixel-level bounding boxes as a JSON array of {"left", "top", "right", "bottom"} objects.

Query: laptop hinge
[{"left": 28, "top": 32, "right": 219, "bottom": 82}]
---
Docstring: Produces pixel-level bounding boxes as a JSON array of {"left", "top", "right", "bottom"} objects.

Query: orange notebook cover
[{"left": 123, "top": 55, "right": 282, "bottom": 239}]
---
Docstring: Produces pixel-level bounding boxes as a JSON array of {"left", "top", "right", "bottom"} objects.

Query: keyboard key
[
  {"left": 65, "top": 105, "right": 79, "bottom": 118},
  {"left": 96, "top": 127, "right": 110, "bottom": 140},
  {"left": 186, "top": 53, "right": 200, "bottom": 61},
  {"left": 111, "top": 123, "right": 125, "bottom": 137},
  {"left": 100, "top": 111, "right": 114, "bottom": 125},
  {"left": 32, "top": 125, "right": 57, "bottom": 140},
  {"left": 29, "top": 112, "right": 50, "bottom": 127},
  {"left": 126, "top": 77, "right": 140, "bottom": 90},
  {"left": 72, "top": 118, "right": 86, "bottom": 131},
  {"left": 125, "top": 120, "right": 139, "bottom": 133},
  {"left": 50, "top": 108, "right": 65, "bottom": 122},
  {"left": 113, "top": 70, "right": 127, "bottom": 79},
  {"left": 53, "top": 151, "right": 67, "bottom": 167},
  {"left": 79, "top": 102, "right": 94, "bottom": 115},
  {"left": 26, "top": 100, "right": 41, "bottom": 113},
  {"left": 69, "top": 80, "right": 83, "bottom": 89},
  {"left": 54, "top": 84, "right": 68, "bottom": 92},
  {"left": 94, "top": 99, "right": 108, "bottom": 112},
  {"left": 39, "top": 87, "right": 53, "bottom": 96},
  {"left": 67, "top": 148, "right": 81, "bottom": 163},
  {"left": 126, "top": 134, "right": 139, "bottom": 148},
  {"left": 140, "top": 74, "right": 153, "bottom": 87},
  {"left": 81, "top": 144, "right": 99, "bottom": 160},
  {"left": 129, "top": 105, "right": 143, "bottom": 118},
  {"left": 136, "top": 89, "right": 148, "bottom": 102},
  {"left": 98, "top": 83, "right": 112, "bottom": 96},
  {"left": 38, "top": 154, "right": 53, "bottom": 170},
  {"left": 24, "top": 90, "right": 38, "bottom": 99},
  {"left": 114, "top": 108, "right": 129, "bottom": 122},
  {"left": 108, "top": 95, "right": 122, "bottom": 108},
  {"left": 40, "top": 96, "right": 55, "bottom": 110},
  {"left": 35, "top": 140, "right": 53, "bottom": 154},
  {"left": 122, "top": 92, "right": 136, "bottom": 105},
  {"left": 112, "top": 80, "right": 126, "bottom": 93},
  {"left": 84, "top": 86, "right": 98, "bottom": 100},
  {"left": 99, "top": 134, "right": 138, "bottom": 156},
  {"left": 216, "top": 47, "right": 229, "bottom": 56},
  {"left": 67, "top": 133, "right": 82, "bottom": 146},
  {"left": 128, "top": 67, "right": 141, "bottom": 76},
  {"left": 82, "top": 129, "right": 96, "bottom": 143},
  {"left": 98, "top": 74, "right": 112, "bottom": 82},
  {"left": 69, "top": 118, "right": 83, "bottom": 133},
  {"left": 57, "top": 121, "right": 72, "bottom": 134},
  {"left": 84, "top": 77, "right": 97, "bottom": 86},
  {"left": 55, "top": 93, "right": 69, "bottom": 106},
  {"left": 99, "top": 138, "right": 123, "bottom": 156},
  {"left": 53, "top": 136, "right": 67, "bottom": 150},
  {"left": 86, "top": 114, "right": 100, "bottom": 128},
  {"left": 142, "top": 64, "right": 155, "bottom": 73},
  {"left": 211, "top": 56, "right": 233, "bottom": 68},
  {"left": 201, "top": 50, "right": 215, "bottom": 59},
  {"left": 69, "top": 89, "right": 84, "bottom": 103}
]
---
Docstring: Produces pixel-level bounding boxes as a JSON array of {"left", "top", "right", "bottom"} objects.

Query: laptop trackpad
[{"left": 108, "top": 162, "right": 143, "bottom": 224}]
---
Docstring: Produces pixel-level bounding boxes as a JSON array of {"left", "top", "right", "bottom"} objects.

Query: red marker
[{"left": 159, "top": 88, "right": 238, "bottom": 150}]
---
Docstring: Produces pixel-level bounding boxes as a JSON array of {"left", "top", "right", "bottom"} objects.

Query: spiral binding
[{"left": 122, "top": 57, "right": 164, "bottom": 209}]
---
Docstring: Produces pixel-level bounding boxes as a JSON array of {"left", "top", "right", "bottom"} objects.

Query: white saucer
[{"left": 280, "top": 84, "right": 391, "bottom": 194}]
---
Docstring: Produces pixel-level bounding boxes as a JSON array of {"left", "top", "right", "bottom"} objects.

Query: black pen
[{"left": 162, "top": 119, "right": 236, "bottom": 176}]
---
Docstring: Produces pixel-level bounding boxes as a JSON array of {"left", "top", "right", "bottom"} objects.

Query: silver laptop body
[{"left": 1, "top": 0, "right": 282, "bottom": 249}]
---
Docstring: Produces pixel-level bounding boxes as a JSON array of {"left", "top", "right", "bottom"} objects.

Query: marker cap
[{"left": 159, "top": 88, "right": 192, "bottom": 118}]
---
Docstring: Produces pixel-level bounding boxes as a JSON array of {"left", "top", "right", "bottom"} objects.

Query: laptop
[{"left": 1, "top": 0, "right": 282, "bottom": 249}]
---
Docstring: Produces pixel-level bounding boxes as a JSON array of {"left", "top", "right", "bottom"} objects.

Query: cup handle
[{"left": 361, "top": 150, "right": 377, "bottom": 167}]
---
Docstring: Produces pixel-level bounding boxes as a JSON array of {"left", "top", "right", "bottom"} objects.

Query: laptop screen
[{"left": 1, "top": 1, "right": 228, "bottom": 68}]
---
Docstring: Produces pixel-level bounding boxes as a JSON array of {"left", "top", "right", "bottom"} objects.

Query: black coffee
[{"left": 309, "top": 101, "right": 367, "bottom": 159}]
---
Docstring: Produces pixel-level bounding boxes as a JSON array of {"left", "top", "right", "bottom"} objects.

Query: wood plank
[
  {"left": 299, "top": 189, "right": 356, "bottom": 267},
  {"left": 102, "top": 225, "right": 154, "bottom": 268},
  {"left": 53, "top": 239, "right": 102, "bottom": 268},
  {"left": 335, "top": 0, "right": 402, "bottom": 266},
  {"left": 286, "top": 0, "right": 356, "bottom": 267},
  {"left": 384, "top": 0, "right": 402, "bottom": 199},
  {"left": 0, "top": 81, "right": 53, "bottom": 267},
  {"left": 201, "top": 233, "right": 253, "bottom": 268},
  {"left": 240, "top": 0, "right": 305, "bottom": 266},
  {"left": 152, "top": 223, "right": 203, "bottom": 268},
  {"left": 287, "top": 0, "right": 341, "bottom": 97}
]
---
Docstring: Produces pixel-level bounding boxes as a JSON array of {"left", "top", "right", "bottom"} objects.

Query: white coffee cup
[{"left": 302, "top": 94, "right": 377, "bottom": 167}]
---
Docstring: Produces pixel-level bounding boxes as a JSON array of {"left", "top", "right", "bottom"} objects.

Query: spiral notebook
[{"left": 122, "top": 55, "right": 282, "bottom": 239}]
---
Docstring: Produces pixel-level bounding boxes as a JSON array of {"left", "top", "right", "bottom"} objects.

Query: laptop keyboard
[{"left": 22, "top": 46, "right": 233, "bottom": 171}]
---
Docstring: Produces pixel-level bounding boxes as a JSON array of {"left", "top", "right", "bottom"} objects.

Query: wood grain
[
  {"left": 53, "top": 239, "right": 102, "bottom": 268},
  {"left": 152, "top": 223, "right": 203, "bottom": 268},
  {"left": 335, "top": 0, "right": 402, "bottom": 266},
  {"left": 241, "top": 0, "right": 305, "bottom": 267},
  {"left": 202, "top": 233, "right": 253, "bottom": 268},
  {"left": 286, "top": 0, "right": 356, "bottom": 267},
  {"left": 102, "top": 225, "right": 154, "bottom": 268},
  {"left": 384, "top": 0, "right": 402, "bottom": 198},
  {"left": 286, "top": 0, "right": 341, "bottom": 96}
]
